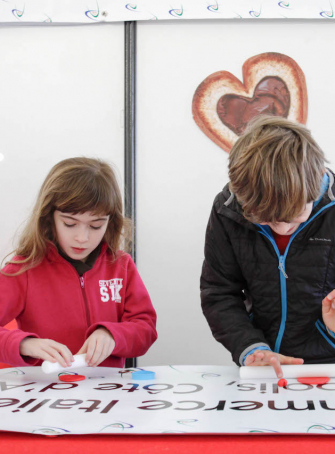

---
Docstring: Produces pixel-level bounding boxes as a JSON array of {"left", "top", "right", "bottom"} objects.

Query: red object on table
[
  {"left": 0, "top": 320, "right": 18, "bottom": 369},
  {"left": 297, "top": 377, "right": 330, "bottom": 385},
  {"left": 59, "top": 374, "right": 86, "bottom": 382},
  {"left": 277, "top": 378, "right": 287, "bottom": 387},
  {"left": 5, "top": 319, "right": 17, "bottom": 330}
]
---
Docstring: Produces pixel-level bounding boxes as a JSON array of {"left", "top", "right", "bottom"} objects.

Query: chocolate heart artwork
[
  {"left": 192, "top": 52, "right": 308, "bottom": 153},
  {"left": 217, "top": 77, "right": 290, "bottom": 136}
]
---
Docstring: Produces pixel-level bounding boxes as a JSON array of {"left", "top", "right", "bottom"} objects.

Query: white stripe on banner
[{"left": 0, "top": 0, "right": 333, "bottom": 24}]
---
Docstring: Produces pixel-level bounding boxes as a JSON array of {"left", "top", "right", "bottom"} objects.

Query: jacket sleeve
[
  {"left": 0, "top": 263, "right": 39, "bottom": 367},
  {"left": 86, "top": 256, "right": 157, "bottom": 358},
  {"left": 201, "top": 200, "right": 270, "bottom": 365}
]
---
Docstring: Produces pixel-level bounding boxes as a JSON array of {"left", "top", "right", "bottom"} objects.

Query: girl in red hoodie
[{"left": 0, "top": 157, "right": 157, "bottom": 368}]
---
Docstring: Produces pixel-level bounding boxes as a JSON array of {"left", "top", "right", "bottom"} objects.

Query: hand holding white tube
[
  {"left": 20, "top": 338, "right": 75, "bottom": 368},
  {"left": 244, "top": 350, "right": 304, "bottom": 378},
  {"left": 240, "top": 363, "right": 335, "bottom": 379},
  {"left": 41, "top": 354, "right": 88, "bottom": 374}
]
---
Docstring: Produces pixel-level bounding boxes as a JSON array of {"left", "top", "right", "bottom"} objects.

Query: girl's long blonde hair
[{"left": 3, "top": 157, "right": 130, "bottom": 275}]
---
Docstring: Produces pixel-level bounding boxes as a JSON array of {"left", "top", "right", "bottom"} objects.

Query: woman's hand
[
  {"left": 244, "top": 350, "right": 304, "bottom": 378},
  {"left": 322, "top": 290, "right": 335, "bottom": 333},
  {"left": 19, "top": 338, "right": 74, "bottom": 367},
  {"left": 76, "top": 327, "right": 115, "bottom": 367}
]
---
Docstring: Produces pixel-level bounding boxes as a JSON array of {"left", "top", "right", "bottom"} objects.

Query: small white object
[
  {"left": 41, "top": 354, "right": 88, "bottom": 374},
  {"left": 239, "top": 364, "right": 335, "bottom": 379}
]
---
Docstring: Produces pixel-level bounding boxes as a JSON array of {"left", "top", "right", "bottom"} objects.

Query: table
[{"left": 1, "top": 356, "right": 335, "bottom": 452}]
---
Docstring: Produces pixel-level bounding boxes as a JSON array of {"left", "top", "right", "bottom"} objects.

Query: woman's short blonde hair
[{"left": 228, "top": 115, "right": 327, "bottom": 223}]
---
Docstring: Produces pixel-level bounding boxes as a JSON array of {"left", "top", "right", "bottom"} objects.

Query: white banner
[
  {"left": 1, "top": 365, "right": 335, "bottom": 435},
  {"left": 0, "top": 0, "right": 333, "bottom": 24}
]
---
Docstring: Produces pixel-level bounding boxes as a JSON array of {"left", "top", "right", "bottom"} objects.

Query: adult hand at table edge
[
  {"left": 322, "top": 289, "right": 335, "bottom": 333},
  {"left": 244, "top": 350, "right": 304, "bottom": 378}
]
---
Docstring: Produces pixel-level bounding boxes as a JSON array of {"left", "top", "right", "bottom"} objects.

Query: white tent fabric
[{"left": 0, "top": 0, "right": 333, "bottom": 24}]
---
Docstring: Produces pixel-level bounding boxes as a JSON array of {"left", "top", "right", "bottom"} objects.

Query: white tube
[
  {"left": 41, "top": 354, "right": 88, "bottom": 374},
  {"left": 239, "top": 364, "right": 335, "bottom": 379}
]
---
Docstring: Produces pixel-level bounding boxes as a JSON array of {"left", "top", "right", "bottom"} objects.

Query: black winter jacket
[{"left": 201, "top": 170, "right": 335, "bottom": 366}]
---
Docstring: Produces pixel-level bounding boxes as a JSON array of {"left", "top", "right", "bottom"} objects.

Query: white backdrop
[
  {"left": 0, "top": 23, "right": 125, "bottom": 259},
  {"left": 137, "top": 19, "right": 335, "bottom": 367}
]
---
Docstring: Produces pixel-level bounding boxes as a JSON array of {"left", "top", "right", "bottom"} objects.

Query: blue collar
[{"left": 313, "top": 172, "right": 329, "bottom": 208}]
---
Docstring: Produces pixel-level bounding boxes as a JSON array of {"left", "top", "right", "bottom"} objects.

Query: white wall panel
[{"left": 0, "top": 23, "right": 124, "bottom": 259}]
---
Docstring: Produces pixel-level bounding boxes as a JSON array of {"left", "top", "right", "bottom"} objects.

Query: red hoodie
[{"left": 0, "top": 243, "right": 157, "bottom": 368}]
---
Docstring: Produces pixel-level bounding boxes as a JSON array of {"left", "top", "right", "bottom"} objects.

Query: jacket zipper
[
  {"left": 257, "top": 200, "right": 335, "bottom": 353},
  {"left": 54, "top": 250, "right": 107, "bottom": 329},
  {"left": 278, "top": 257, "right": 288, "bottom": 279},
  {"left": 80, "top": 275, "right": 91, "bottom": 326}
]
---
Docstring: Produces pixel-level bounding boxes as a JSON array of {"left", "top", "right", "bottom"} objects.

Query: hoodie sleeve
[
  {"left": 86, "top": 256, "right": 157, "bottom": 358},
  {"left": 0, "top": 262, "right": 39, "bottom": 367},
  {"left": 200, "top": 200, "right": 269, "bottom": 366}
]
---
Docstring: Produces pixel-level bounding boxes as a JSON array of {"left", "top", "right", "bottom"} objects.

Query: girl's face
[
  {"left": 53, "top": 210, "right": 109, "bottom": 262},
  {"left": 259, "top": 202, "right": 313, "bottom": 236}
]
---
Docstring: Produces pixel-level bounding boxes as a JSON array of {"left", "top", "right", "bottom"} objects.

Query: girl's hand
[
  {"left": 76, "top": 327, "right": 115, "bottom": 367},
  {"left": 19, "top": 338, "right": 74, "bottom": 368},
  {"left": 244, "top": 350, "right": 304, "bottom": 378},
  {"left": 322, "top": 290, "right": 335, "bottom": 332}
]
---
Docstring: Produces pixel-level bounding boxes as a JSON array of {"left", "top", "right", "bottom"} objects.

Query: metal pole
[{"left": 124, "top": 21, "right": 137, "bottom": 368}]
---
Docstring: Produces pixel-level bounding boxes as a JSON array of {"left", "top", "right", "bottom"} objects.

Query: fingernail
[
  {"left": 278, "top": 373, "right": 283, "bottom": 378},
  {"left": 332, "top": 303, "right": 335, "bottom": 309}
]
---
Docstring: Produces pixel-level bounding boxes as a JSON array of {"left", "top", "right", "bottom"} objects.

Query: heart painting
[{"left": 192, "top": 52, "right": 308, "bottom": 153}]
